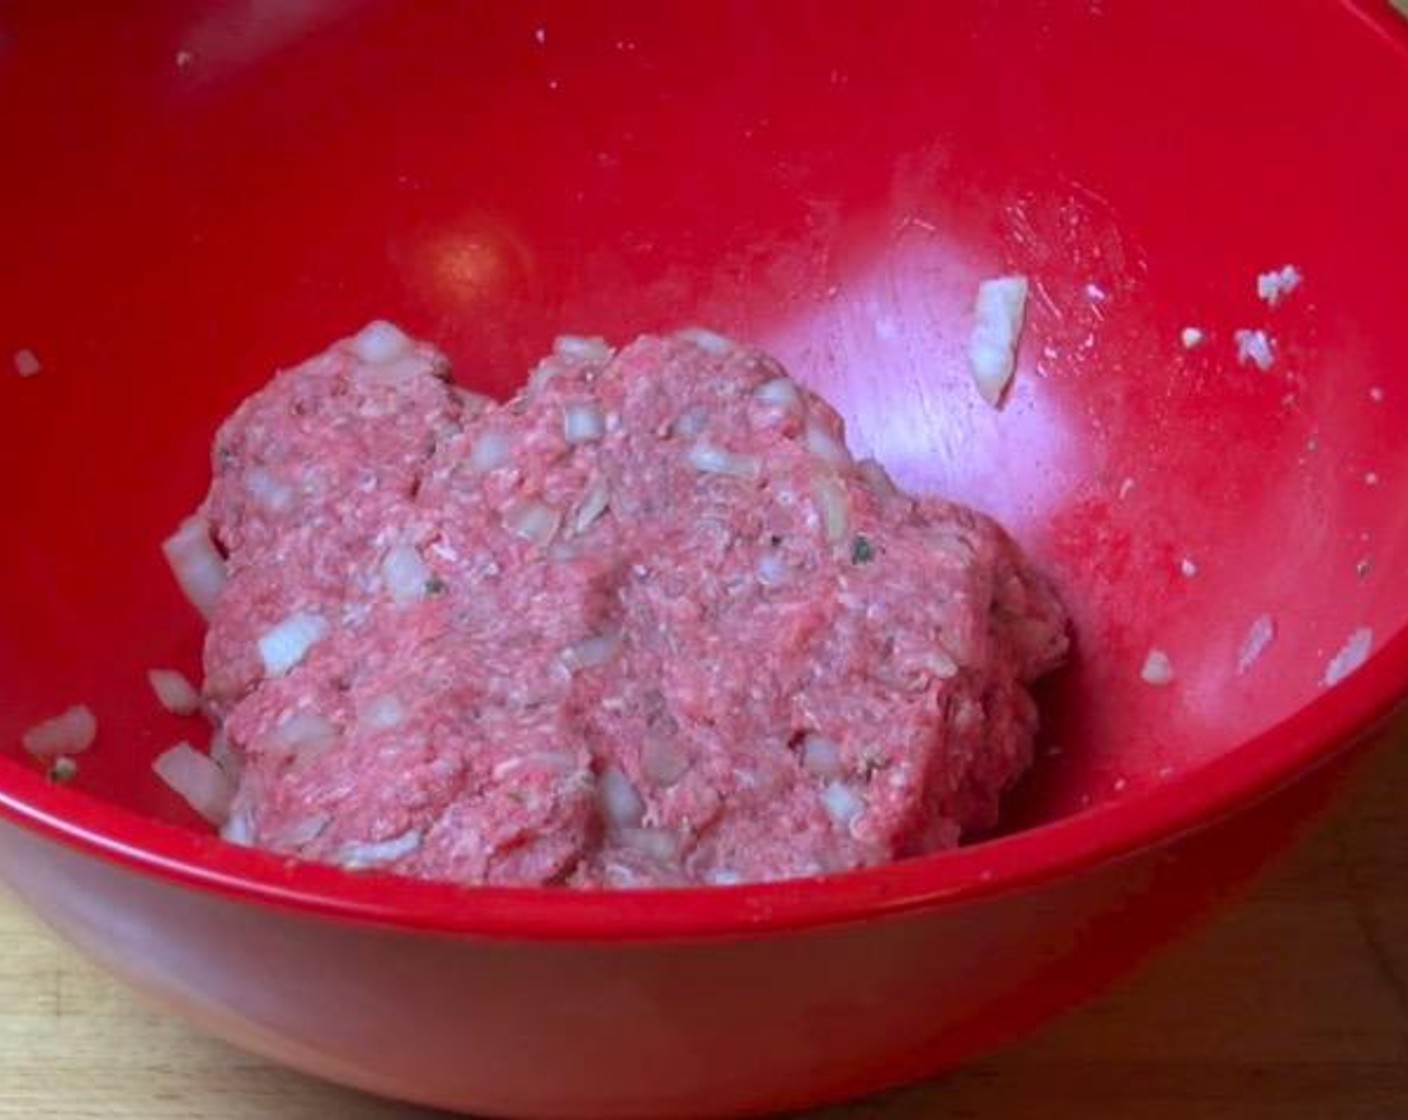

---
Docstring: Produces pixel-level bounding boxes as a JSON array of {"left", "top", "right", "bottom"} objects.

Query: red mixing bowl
[{"left": 3, "top": 2, "right": 1408, "bottom": 1116}]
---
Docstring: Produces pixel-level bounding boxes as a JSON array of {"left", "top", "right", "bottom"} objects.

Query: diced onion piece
[
  {"left": 619, "top": 827, "right": 681, "bottom": 861},
  {"left": 349, "top": 320, "right": 412, "bottom": 364},
  {"left": 153, "top": 742, "right": 234, "bottom": 825},
  {"left": 753, "top": 376, "right": 803, "bottom": 411},
  {"left": 162, "top": 516, "right": 228, "bottom": 620},
  {"left": 641, "top": 733, "right": 689, "bottom": 787},
  {"left": 804, "top": 419, "right": 854, "bottom": 467},
  {"left": 969, "top": 275, "right": 1029, "bottom": 406},
  {"left": 572, "top": 483, "right": 611, "bottom": 534},
  {"left": 673, "top": 406, "right": 710, "bottom": 439},
  {"left": 263, "top": 710, "right": 338, "bottom": 759},
  {"left": 1324, "top": 627, "right": 1373, "bottom": 687},
  {"left": 822, "top": 780, "right": 865, "bottom": 827},
  {"left": 1256, "top": 265, "right": 1302, "bottom": 307},
  {"left": 338, "top": 829, "right": 422, "bottom": 870},
  {"left": 756, "top": 551, "right": 788, "bottom": 586},
  {"left": 687, "top": 440, "right": 761, "bottom": 479},
  {"left": 221, "top": 810, "right": 255, "bottom": 847},
  {"left": 553, "top": 335, "right": 613, "bottom": 362},
  {"left": 1234, "top": 329, "right": 1274, "bottom": 371},
  {"left": 22, "top": 705, "right": 97, "bottom": 758},
  {"left": 467, "top": 429, "right": 513, "bottom": 473},
  {"left": 1140, "top": 648, "right": 1175, "bottom": 686},
  {"left": 147, "top": 668, "right": 202, "bottom": 716},
  {"left": 360, "top": 693, "right": 406, "bottom": 731},
  {"left": 675, "top": 327, "right": 735, "bottom": 355},
  {"left": 13, "top": 348, "right": 42, "bottom": 377},
  {"left": 1180, "top": 327, "right": 1205, "bottom": 349},
  {"left": 502, "top": 497, "right": 561, "bottom": 546},
  {"left": 562, "top": 401, "right": 606, "bottom": 444},
  {"left": 812, "top": 477, "right": 851, "bottom": 543},
  {"left": 599, "top": 766, "right": 646, "bottom": 830},
  {"left": 245, "top": 467, "right": 294, "bottom": 512},
  {"left": 1236, "top": 615, "right": 1276, "bottom": 675},
  {"left": 921, "top": 650, "right": 960, "bottom": 680},
  {"left": 381, "top": 543, "right": 432, "bottom": 605},
  {"left": 800, "top": 734, "right": 843, "bottom": 779},
  {"left": 209, "top": 727, "right": 241, "bottom": 779},
  {"left": 562, "top": 631, "right": 620, "bottom": 672},
  {"left": 257, "top": 611, "right": 328, "bottom": 677}
]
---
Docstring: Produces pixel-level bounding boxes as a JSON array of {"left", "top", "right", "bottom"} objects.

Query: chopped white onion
[
  {"left": 468, "top": 429, "right": 513, "bottom": 473},
  {"left": 821, "top": 780, "right": 865, "bottom": 827},
  {"left": 1179, "top": 556, "right": 1199, "bottom": 578},
  {"left": 22, "top": 705, "right": 97, "bottom": 759},
  {"left": 209, "top": 727, "right": 241, "bottom": 779},
  {"left": 553, "top": 335, "right": 613, "bottom": 362},
  {"left": 1234, "top": 329, "right": 1274, "bottom": 371},
  {"left": 598, "top": 766, "right": 645, "bottom": 830},
  {"left": 969, "top": 275, "right": 1029, "bottom": 406},
  {"left": 675, "top": 327, "right": 735, "bottom": 355},
  {"left": 1324, "top": 627, "right": 1373, "bottom": 687},
  {"left": 812, "top": 477, "right": 851, "bottom": 543},
  {"left": 153, "top": 742, "right": 234, "bottom": 825},
  {"left": 147, "top": 668, "right": 202, "bottom": 716},
  {"left": 687, "top": 440, "right": 760, "bottom": 479},
  {"left": 920, "top": 650, "right": 960, "bottom": 680},
  {"left": 673, "top": 406, "right": 710, "bottom": 439},
  {"left": 756, "top": 551, "right": 789, "bottom": 586},
  {"left": 381, "top": 543, "right": 432, "bottom": 605},
  {"left": 1140, "top": 648, "right": 1175, "bottom": 686},
  {"left": 640, "top": 734, "right": 690, "bottom": 786},
  {"left": 804, "top": 419, "right": 854, "bottom": 467},
  {"left": 1256, "top": 265, "right": 1302, "bottom": 307},
  {"left": 349, "top": 320, "right": 413, "bottom": 364},
  {"left": 572, "top": 483, "right": 611, "bottom": 534},
  {"left": 1237, "top": 615, "right": 1276, "bottom": 675},
  {"left": 800, "top": 734, "right": 843, "bottom": 778},
  {"left": 263, "top": 710, "right": 338, "bottom": 758},
  {"left": 13, "top": 348, "right": 42, "bottom": 377},
  {"left": 1180, "top": 326, "right": 1205, "bottom": 349},
  {"left": 753, "top": 376, "right": 803, "bottom": 411},
  {"left": 244, "top": 467, "right": 295, "bottom": 512},
  {"left": 162, "top": 516, "right": 228, "bottom": 620},
  {"left": 338, "top": 829, "right": 422, "bottom": 870},
  {"left": 562, "top": 631, "right": 620, "bottom": 672},
  {"left": 562, "top": 401, "right": 606, "bottom": 444},
  {"left": 502, "top": 497, "right": 561, "bottom": 546},
  {"left": 257, "top": 611, "right": 328, "bottom": 677},
  {"left": 360, "top": 693, "right": 406, "bottom": 731},
  {"left": 619, "top": 827, "right": 681, "bottom": 861},
  {"left": 221, "top": 810, "right": 255, "bottom": 847}
]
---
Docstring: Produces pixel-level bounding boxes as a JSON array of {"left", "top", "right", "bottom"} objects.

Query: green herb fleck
[
  {"left": 424, "top": 576, "right": 448, "bottom": 596},
  {"left": 46, "top": 757, "right": 79, "bottom": 785},
  {"left": 851, "top": 534, "right": 875, "bottom": 565}
]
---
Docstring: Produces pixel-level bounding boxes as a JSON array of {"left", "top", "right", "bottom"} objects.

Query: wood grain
[{"left": 1, "top": 738, "right": 1404, "bottom": 1119}]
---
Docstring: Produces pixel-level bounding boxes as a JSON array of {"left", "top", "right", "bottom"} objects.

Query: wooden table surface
[{"left": 1, "top": 738, "right": 1404, "bottom": 1120}]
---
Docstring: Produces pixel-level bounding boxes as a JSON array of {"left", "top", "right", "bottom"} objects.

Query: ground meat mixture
[{"left": 195, "top": 322, "right": 1068, "bottom": 888}]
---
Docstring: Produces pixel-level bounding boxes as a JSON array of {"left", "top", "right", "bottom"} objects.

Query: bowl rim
[{"left": 1, "top": 623, "right": 1403, "bottom": 941}]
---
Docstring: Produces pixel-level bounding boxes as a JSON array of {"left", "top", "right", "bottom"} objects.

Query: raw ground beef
[{"left": 193, "top": 322, "right": 1068, "bottom": 888}]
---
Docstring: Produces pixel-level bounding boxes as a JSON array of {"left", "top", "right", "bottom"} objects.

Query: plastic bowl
[{"left": 2, "top": 2, "right": 1407, "bottom": 1116}]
